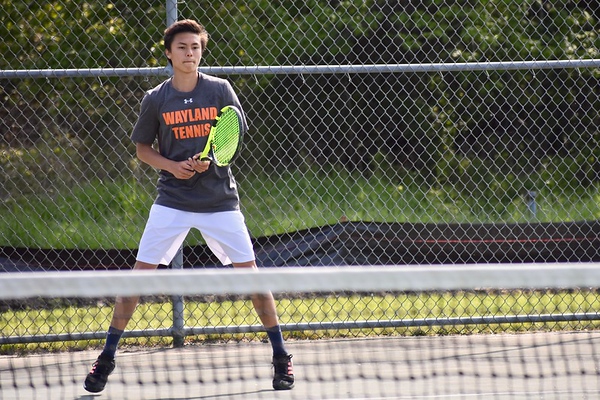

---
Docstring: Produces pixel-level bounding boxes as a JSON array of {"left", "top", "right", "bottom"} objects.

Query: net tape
[{"left": 1, "top": 262, "right": 599, "bottom": 299}]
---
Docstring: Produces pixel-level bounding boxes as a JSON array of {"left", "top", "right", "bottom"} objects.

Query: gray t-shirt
[{"left": 131, "top": 73, "right": 247, "bottom": 212}]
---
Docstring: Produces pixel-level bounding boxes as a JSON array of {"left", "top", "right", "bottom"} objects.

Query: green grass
[
  {"left": 3, "top": 289, "right": 600, "bottom": 354},
  {"left": 1, "top": 167, "right": 598, "bottom": 354},
  {"left": 1, "top": 167, "right": 597, "bottom": 249},
  {"left": 1, "top": 178, "right": 151, "bottom": 249},
  {"left": 240, "top": 168, "right": 600, "bottom": 237}
]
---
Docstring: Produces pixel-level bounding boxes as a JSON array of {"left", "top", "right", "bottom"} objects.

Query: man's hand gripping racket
[{"left": 193, "top": 105, "right": 243, "bottom": 167}]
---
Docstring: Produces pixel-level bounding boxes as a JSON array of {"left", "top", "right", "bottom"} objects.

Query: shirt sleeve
[{"left": 131, "top": 92, "right": 160, "bottom": 144}]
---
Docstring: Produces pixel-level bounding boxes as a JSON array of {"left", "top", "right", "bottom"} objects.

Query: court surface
[{"left": 1, "top": 332, "right": 599, "bottom": 400}]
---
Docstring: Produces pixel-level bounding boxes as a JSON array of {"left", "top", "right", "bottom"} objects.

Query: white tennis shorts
[{"left": 136, "top": 204, "right": 255, "bottom": 266}]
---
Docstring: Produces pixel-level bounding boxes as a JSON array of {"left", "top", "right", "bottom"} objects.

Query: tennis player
[{"left": 84, "top": 19, "right": 294, "bottom": 393}]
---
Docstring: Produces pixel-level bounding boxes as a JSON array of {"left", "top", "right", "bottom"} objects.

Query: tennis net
[{"left": 1, "top": 263, "right": 600, "bottom": 399}]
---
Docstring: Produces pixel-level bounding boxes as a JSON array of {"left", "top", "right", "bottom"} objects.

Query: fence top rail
[{"left": 1, "top": 59, "right": 599, "bottom": 79}]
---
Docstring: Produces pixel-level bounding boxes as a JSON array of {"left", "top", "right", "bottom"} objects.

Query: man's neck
[{"left": 171, "top": 71, "right": 199, "bottom": 92}]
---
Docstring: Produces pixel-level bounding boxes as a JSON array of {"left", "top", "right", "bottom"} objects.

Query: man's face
[{"left": 165, "top": 32, "right": 203, "bottom": 73}]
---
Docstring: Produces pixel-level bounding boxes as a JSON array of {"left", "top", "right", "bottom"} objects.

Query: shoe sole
[{"left": 83, "top": 384, "right": 105, "bottom": 393}]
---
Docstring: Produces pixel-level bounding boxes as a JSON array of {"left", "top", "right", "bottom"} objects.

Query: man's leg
[
  {"left": 84, "top": 261, "right": 157, "bottom": 393},
  {"left": 233, "top": 261, "right": 295, "bottom": 390},
  {"left": 110, "top": 261, "right": 158, "bottom": 330}
]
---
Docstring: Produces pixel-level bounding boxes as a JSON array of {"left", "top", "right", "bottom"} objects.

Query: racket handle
[{"left": 192, "top": 154, "right": 211, "bottom": 162}]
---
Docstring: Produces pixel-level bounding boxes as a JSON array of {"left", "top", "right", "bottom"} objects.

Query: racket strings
[{"left": 212, "top": 110, "right": 241, "bottom": 164}]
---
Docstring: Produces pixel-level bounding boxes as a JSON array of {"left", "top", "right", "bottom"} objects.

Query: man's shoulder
[
  {"left": 138, "top": 80, "right": 173, "bottom": 110},
  {"left": 145, "top": 80, "right": 171, "bottom": 96},
  {"left": 198, "top": 73, "right": 230, "bottom": 87}
]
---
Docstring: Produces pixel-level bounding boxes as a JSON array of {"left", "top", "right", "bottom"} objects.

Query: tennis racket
[{"left": 195, "top": 105, "right": 243, "bottom": 166}]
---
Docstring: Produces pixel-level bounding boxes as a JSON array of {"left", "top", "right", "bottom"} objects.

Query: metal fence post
[
  {"left": 165, "top": 0, "right": 177, "bottom": 75},
  {"left": 171, "top": 246, "right": 185, "bottom": 347},
  {"left": 165, "top": 0, "right": 183, "bottom": 348}
]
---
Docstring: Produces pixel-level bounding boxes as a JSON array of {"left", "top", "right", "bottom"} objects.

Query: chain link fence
[{"left": 1, "top": 1, "right": 599, "bottom": 346}]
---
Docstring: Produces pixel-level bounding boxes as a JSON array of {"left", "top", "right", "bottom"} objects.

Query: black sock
[
  {"left": 266, "top": 325, "right": 288, "bottom": 357},
  {"left": 100, "top": 326, "right": 123, "bottom": 359}
]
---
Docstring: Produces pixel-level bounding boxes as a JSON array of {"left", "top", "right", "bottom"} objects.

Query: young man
[{"left": 84, "top": 19, "right": 294, "bottom": 393}]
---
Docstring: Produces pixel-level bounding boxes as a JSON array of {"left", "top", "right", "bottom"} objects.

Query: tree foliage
[{"left": 1, "top": 0, "right": 598, "bottom": 196}]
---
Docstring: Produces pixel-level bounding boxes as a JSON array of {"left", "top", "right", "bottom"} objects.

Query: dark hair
[{"left": 164, "top": 19, "right": 209, "bottom": 54}]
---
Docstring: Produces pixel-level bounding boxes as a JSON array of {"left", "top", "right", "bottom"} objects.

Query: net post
[{"left": 170, "top": 246, "right": 185, "bottom": 348}]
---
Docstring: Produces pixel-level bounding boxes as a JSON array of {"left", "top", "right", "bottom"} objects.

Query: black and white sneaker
[
  {"left": 84, "top": 354, "right": 115, "bottom": 393},
  {"left": 272, "top": 353, "right": 295, "bottom": 390}
]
